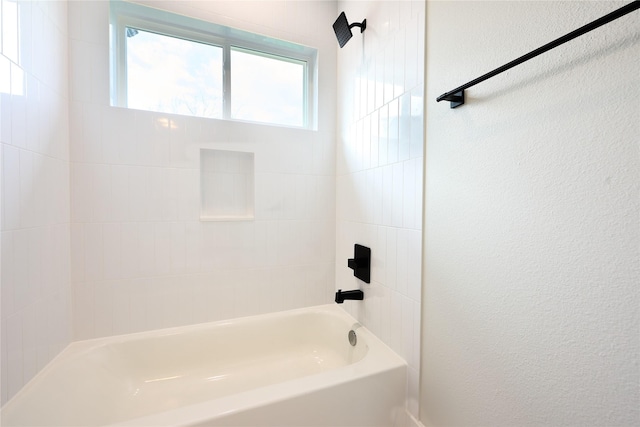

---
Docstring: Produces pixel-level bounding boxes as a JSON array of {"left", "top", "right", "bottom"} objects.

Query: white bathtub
[{"left": 1, "top": 305, "right": 407, "bottom": 426}]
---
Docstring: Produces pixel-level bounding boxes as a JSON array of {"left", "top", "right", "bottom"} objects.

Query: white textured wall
[
  {"left": 1, "top": 0, "right": 72, "bottom": 406},
  {"left": 421, "top": 1, "right": 639, "bottom": 426},
  {"left": 68, "top": 1, "right": 337, "bottom": 339},
  {"left": 336, "top": 0, "right": 424, "bottom": 418}
]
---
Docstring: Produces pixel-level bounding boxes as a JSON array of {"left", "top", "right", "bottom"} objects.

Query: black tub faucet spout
[{"left": 335, "top": 289, "right": 364, "bottom": 304}]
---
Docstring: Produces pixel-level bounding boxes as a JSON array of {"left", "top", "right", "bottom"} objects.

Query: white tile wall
[
  {"left": 1, "top": 0, "right": 72, "bottom": 406},
  {"left": 200, "top": 149, "right": 255, "bottom": 220},
  {"left": 68, "top": 1, "right": 338, "bottom": 340},
  {"left": 2, "top": 0, "right": 423, "bottom": 413},
  {"left": 336, "top": 0, "right": 425, "bottom": 419}
]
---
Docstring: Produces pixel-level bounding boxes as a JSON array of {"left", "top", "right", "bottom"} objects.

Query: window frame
[{"left": 109, "top": 0, "right": 317, "bottom": 129}]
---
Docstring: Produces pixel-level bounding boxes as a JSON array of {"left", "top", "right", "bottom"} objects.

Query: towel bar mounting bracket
[{"left": 440, "top": 90, "right": 465, "bottom": 109}]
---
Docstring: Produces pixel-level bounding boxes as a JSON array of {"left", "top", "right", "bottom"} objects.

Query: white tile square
[
  {"left": 90, "top": 47, "right": 109, "bottom": 105},
  {"left": 112, "top": 279, "right": 132, "bottom": 336},
  {"left": 18, "top": 149, "right": 35, "bottom": 227},
  {"left": 30, "top": 5, "right": 44, "bottom": 81},
  {"left": 408, "top": 229, "right": 422, "bottom": 302},
  {"left": 102, "top": 107, "right": 134, "bottom": 165},
  {"left": 177, "top": 169, "right": 199, "bottom": 221},
  {"left": 399, "top": 92, "right": 411, "bottom": 162},
  {"left": 126, "top": 167, "right": 147, "bottom": 221},
  {"left": 362, "top": 115, "right": 371, "bottom": 170},
  {"left": 39, "top": 227, "right": 56, "bottom": 296},
  {"left": 102, "top": 223, "right": 122, "bottom": 280},
  {"left": 69, "top": 40, "right": 91, "bottom": 102},
  {"left": 353, "top": 121, "right": 363, "bottom": 173},
  {"left": 403, "top": 159, "right": 417, "bottom": 230},
  {"left": 388, "top": 98, "right": 399, "bottom": 164},
  {"left": 371, "top": 226, "right": 387, "bottom": 286},
  {"left": 2, "top": 144, "right": 21, "bottom": 229},
  {"left": 119, "top": 222, "right": 139, "bottom": 278},
  {"left": 255, "top": 172, "right": 283, "bottom": 220},
  {"left": 367, "top": 61, "right": 376, "bottom": 116},
  {"left": 381, "top": 165, "right": 393, "bottom": 226},
  {"left": 410, "top": 86, "right": 424, "bottom": 159},
  {"left": 311, "top": 131, "right": 335, "bottom": 176},
  {"left": 0, "top": 53, "right": 11, "bottom": 96},
  {"left": 386, "top": 227, "right": 398, "bottom": 290},
  {"left": 391, "top": 162, "right": 404, "bottom": 227},
  {"left": 128, "top": 278, "right": 150, "bottom": 333},
  {"left": 415, "top": 158, "right": 424, "bottom": 225},
  {"left": 371, "top": 168, "right": 383, "bottom": 225},
  {"left": 404, "top": 16, "right": 419, "bottom": 91},
  {"left": 12, "top": 229, "right": 30, "bottom": 311},
  {"left": 1, "top": 318, "right": 7, "bottom": 405},
  {"left": 389, "top": 290, "right": 403, "bottom": 354},
  {"left": 6, "top": 312, "right": 24, "bottom": 398},
  {"left": 154, "top": 222, "right": 172, "bottom": 276},
  {"left": 170, "top": 222, "right": 186, "bottom": 274},
  {"left": 92, "top": 164, "right": 112, "bottom": 223},
  {"left": 363, "top": 281, "right": 381, "bottom": 338},
  {"left": 26, "top": 227, "right": 43, "bottom": 300},
  {"left": 253, "top": 220, "right": 278, "bottom": 269},
  {"left": 84, "top": 223, "right": 104, "bottom": 281},
  {"left": 80, "top": 0, "right": 109, "bottom": 46},
  {"left": 33, "top": 298, "right": 50, "bottom": 371},
  {"left": 110, "top": 165, "right": 130, "bottom": 222},
  {"left": 2, "top": 0, "right": 20, "bottom": 63},
  {"left": 53, "top": 159, "right": 70, "bottom": 224},
  {"left": 161, "top": 168, "right": 178, "bottom": 221},
  {"left": 93, "top": 281, "right": 114, "bottom": 338},
  {"left": 147, "top": 167, "right": 164, "bottom": 221},
  {"left": 1, "top": 231, "right": 16, "bottom": 317},
  {"left": 379, "top": 284, "right": 391, "bottom": 344},
  {"left": 394, "top": 33, "right": 405, "bottom": 100},
  {"left": 81, "top": 104, "right": 103, "bottom": 163},
  {"left": 396, "top": 229, "right": 409, "bottom": 297},
  {"left": 401, "top": 295, "right": 414, "bottom": 365},
  {"left": 411, "top": 300, "right": 421, "bottom": 368},
  {"left": 70, "top": 223, "right": 85, "bottom": 283},
  {"left": 384, "top": 45, "right": 394, "bottom": 106},
  {"left": 70, "top": 163, "right": 89, "bottom": 223},
  {"left": 21, "top": 303, "right": 38, "bottom": 385},
  {"left": 363, "top": 170, "right": 375, "bottom": 225},
  {"left": 24, "top": 75, "right": 41, "bottom": 154},
  {"left": 277, "top": 220, "right": 309, "bottom": 267},
  {"left": 378, "top": 104, "right": 388, "bottom": 167},
  {"left": 29, "top": 154, "right": 46, "bottom": 227},
  {"left": 375, "top": 53, "right": 384, "bottom": 110}
]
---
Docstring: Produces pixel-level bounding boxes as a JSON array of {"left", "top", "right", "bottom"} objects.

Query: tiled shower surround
[
  {"left": 336, "top": 1, "right": 424, "bottom": 417},
  {"left": 1, "top": 1, "right": 425, "bottom": 416},
  {"left": 1, "top": 0, "right": 72, "bottom": 405},
  {"left": 68, "top": 0, "right": 338, "bottom": 339}
]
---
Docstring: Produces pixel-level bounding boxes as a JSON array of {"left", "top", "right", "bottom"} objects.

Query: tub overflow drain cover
[{"left": 348, "top": 329, "right": 357, "bottom": 346}]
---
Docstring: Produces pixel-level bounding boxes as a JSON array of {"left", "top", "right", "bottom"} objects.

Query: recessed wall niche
[{"left": 200, "top": 149, "right": 255, "bottom": 221}]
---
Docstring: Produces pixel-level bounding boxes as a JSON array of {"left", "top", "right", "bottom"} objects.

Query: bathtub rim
[
  {"left": 1, "top": 304, "right": 407, "bottom": 427},
  {"left": 107, "top": 304, "right": 406, "bottom": 427}
]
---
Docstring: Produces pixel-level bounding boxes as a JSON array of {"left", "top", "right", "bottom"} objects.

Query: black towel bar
[{"left": 437, "top": 0, "right": 640, "bottom": 108}]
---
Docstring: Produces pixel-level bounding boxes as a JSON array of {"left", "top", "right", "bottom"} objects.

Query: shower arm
[{"left": 349, "top": 20, "right": 366, "bottom": 33}]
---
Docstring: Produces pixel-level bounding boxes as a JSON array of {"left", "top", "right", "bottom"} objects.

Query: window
[
  {"left": 230, "top": 48, "right": 305, "bottom": 127},
  {"left": 110, "top": 1, "right": 317, "bottom": 128},
  {"left": 126, "top": 29, "right": 224, "bottom": 119}
]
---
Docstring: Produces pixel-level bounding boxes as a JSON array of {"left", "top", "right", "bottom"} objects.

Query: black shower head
[{"left": 333, "top": 11, "right": 366, "bottom": 48}]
